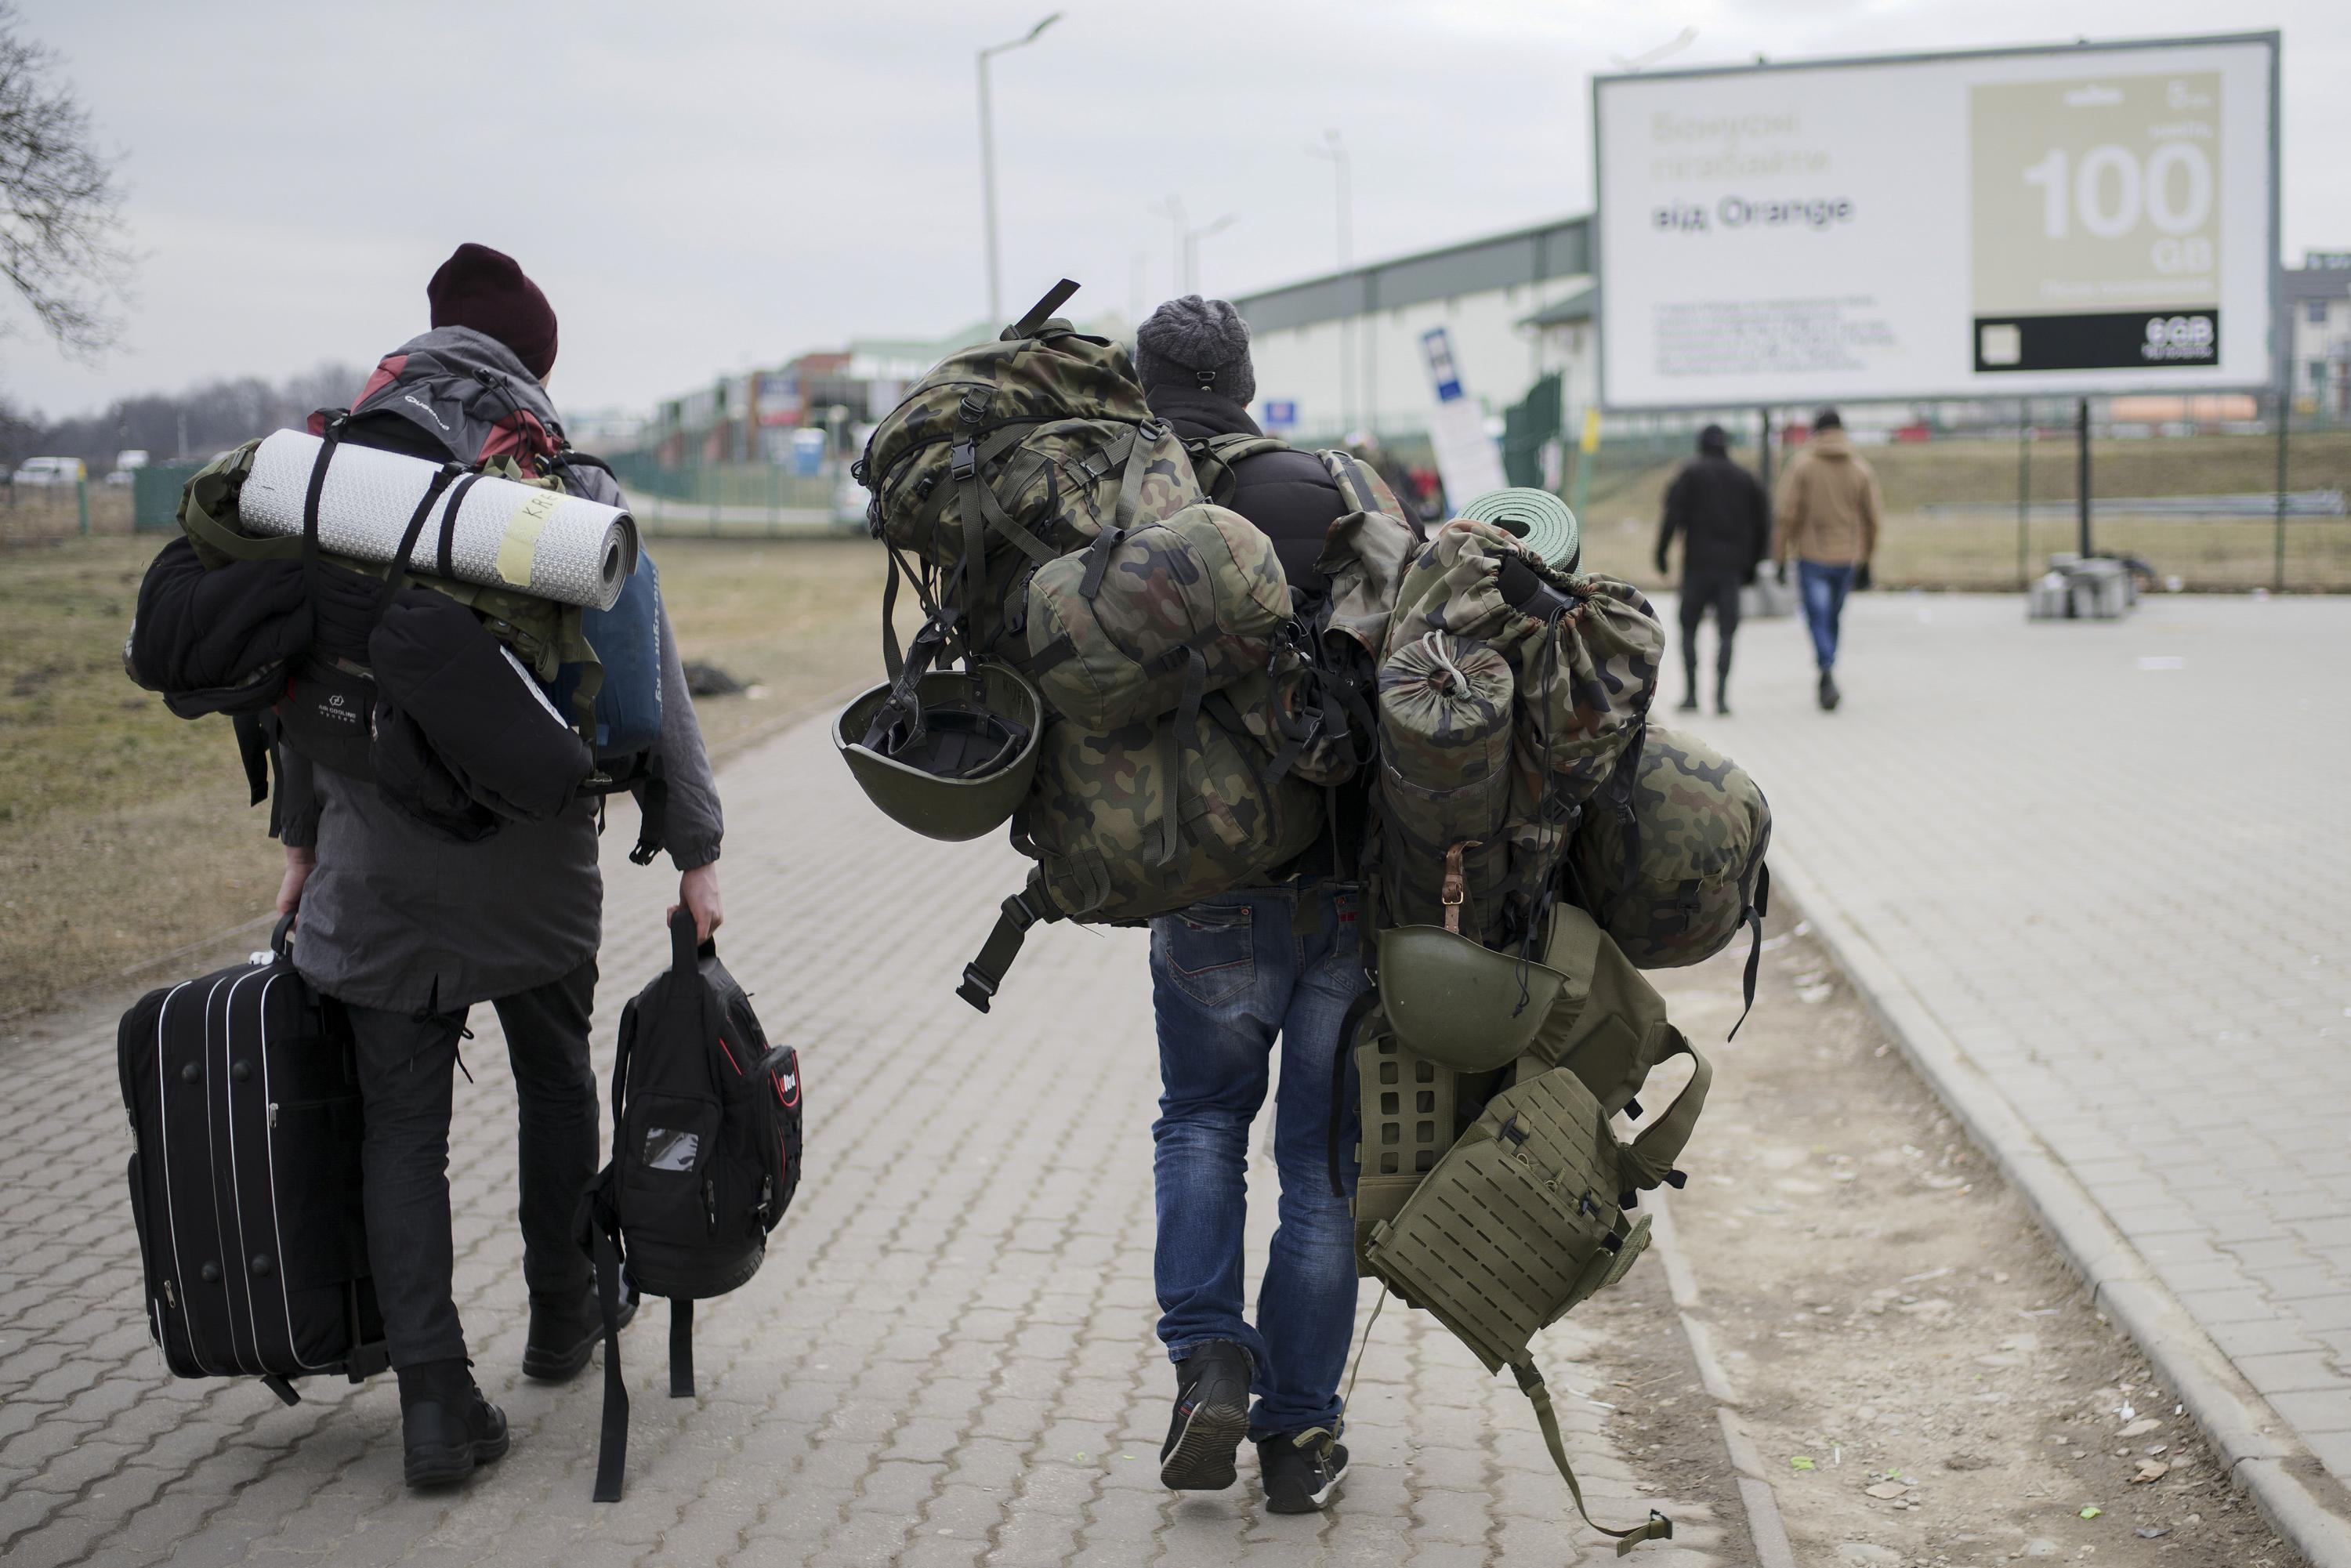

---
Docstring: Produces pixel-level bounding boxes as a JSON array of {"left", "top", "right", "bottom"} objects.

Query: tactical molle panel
[
  {"left": 1363, "top": 1067, "right": 1649, "bottom": 1374},
  {"left": 1352, "top": 1009, "right": 1504, "bottom": 1273},
  {"left": 1024, "top": 502, "right": 1291, "bottom": 731},
  {"left": 1571, "top": 726, "right": 1771, "bottom": 971}
]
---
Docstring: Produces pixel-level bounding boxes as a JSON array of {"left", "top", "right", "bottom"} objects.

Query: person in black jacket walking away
[
  {"left": 1128, "top": 296, "right": 1366, "bottom": 1517},
  {"left": 1655, "top": 423, "right": 1770, "bottom": 715},
  {"left": 275, "top": 245, "right": 726, "bottom": 1491}
]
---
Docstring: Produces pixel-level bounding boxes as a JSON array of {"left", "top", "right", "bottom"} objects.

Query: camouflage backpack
[
  {"left": 849, "top": 281, "right": 1331, "bottom": 1008},
  {"left": 1570, "top": 726, "right": 1773, "bottom": 1028},
  {"left": 1372, "top": 518, "right": 1665, "bottom": 951}
]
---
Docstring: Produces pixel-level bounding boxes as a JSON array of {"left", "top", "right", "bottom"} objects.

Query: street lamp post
[
  {"left": 1306, "top": 129, "right": 1353, "bottom": 433},
  {"left": 978, "top": 13, "right": 1062, "bottom": 323},
  {"left": 1183, "top": 213, "right": 1237, "bottom": 294},
  {"left": 1151, "top": 194, "right": 1187, "bottom": 299}
]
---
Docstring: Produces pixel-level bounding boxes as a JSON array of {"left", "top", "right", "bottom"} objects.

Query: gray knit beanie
[{"left": 1133, "top": 295, "right": 1256, "bottom": 405}]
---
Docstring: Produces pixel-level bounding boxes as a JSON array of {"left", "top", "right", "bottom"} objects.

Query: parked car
[
  {"left": 104, "top": 448, "right": 150, "bottom": 487},
  {"left": 12, "top": 456, "right": 83, "bottom": 487}
]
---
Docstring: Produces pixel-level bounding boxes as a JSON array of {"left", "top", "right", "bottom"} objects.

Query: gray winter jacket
[{"left": 276, "top": 328, "right": 722, "bottom": 1014}]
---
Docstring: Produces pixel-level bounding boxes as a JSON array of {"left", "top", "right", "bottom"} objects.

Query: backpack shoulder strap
[
  {"left": 1184, "top": 431, "right": 1289, "bottom": 505},
  {"left": 1616, "top": 1031, "right": 1709, "bottom": 1195}
]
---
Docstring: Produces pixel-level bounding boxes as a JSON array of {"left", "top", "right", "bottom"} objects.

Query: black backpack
[{"left": 580, "top": 910, "right": 802, "bottom": 1500}]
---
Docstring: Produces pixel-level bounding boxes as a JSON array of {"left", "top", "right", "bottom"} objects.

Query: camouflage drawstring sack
[{"left": 1373, "top": 518, "right": 1665, "bottom": 948}]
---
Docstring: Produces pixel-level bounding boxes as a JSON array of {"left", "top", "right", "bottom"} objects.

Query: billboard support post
[
  {"left": 2017, "top": 403, "right": 2032, "bottom": 588},
  {"left": 2273, "top": 389, "right": 2289, "bottom": 592},
  {"left": 2075, "top": 398, "right": 2092, "bottom": 560}
]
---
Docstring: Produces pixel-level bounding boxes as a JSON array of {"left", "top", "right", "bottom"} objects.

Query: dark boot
[
  {"left": 1160, "top": 1340, "right": 1254, "bottom": 1491},
  {"left": 1818, "top": 669, "right": 1841, "bottom": 712},
  {"left": 1678, "top": 632, "right": 1701, "bottom": 711},
  {"left": 1715, "top": 673, "right": 1732, "bottom": 717},
  {"left": 398, "top": 1359, "right": 509, "bottom": 1489},
  {"left": 1259, "top": 1427, "right": 1349, "bottom": 1514},
  {"left": 522, "top": 1278, "right": 639, "bottom": 1383}
]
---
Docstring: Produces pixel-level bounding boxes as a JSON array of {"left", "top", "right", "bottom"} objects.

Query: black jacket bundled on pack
[
  {"left": 368, "top": 588, "right": 592, "bottom": 827},
  {"left": 126, "top": 539, "right": 311, "bottom": 717}
]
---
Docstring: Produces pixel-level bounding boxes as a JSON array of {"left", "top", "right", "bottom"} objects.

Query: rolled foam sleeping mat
[{"left": 237, "top": 429, "right": 637, "bottom": 610}]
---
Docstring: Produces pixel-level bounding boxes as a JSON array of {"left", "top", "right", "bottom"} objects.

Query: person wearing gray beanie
[
  {"left": 1134, "top": 292, "right": 1367, "bottom": 1519},
  {"left": 1134, "top": 294, "right": 1258, "bottom": 406}
]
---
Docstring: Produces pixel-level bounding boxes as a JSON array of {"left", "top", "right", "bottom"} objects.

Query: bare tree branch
[{"left": 0, "top": 1, "right": 131, "bottom": 360}]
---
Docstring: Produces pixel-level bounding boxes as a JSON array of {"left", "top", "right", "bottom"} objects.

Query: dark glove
[{"left": 1854, "top": 562, "right": 1874, "bottom": 592}]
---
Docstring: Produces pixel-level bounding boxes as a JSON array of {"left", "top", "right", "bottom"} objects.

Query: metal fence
[{"left": 601, "top": 452, "right": 857, "bottom": 538}]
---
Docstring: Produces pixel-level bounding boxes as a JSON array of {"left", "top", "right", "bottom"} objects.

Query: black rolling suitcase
[{"left": 116, "top": 914, "right": 388, "bottom": 1404}]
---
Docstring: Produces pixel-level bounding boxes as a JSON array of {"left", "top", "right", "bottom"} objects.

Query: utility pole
[
  {"left": 977, "top": 13, "right": 1061, "bottom": 323},
  {"left": 1306, "top": 130, "right": 1354, "bottom": 433}
]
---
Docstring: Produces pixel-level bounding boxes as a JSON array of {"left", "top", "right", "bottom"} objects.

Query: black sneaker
[
  {"left": 1676, "top": 691, "right": 1700, "bottom": 712},
  {"left": 400, "top": 1365, "right": 510, "bottom": 1490},
  {"left": 1259, "top": 1427, "right": 1349, "bottom": 1514},
  {"left": 522, "top": 1278, "right": 639, "bottom": 1383},
  {"left": 1160, "top": 1341, "right": 1253, "bottom": 1491},
  {"left": 1817, "top": 670, "right": 1841, "bottom": 711}
]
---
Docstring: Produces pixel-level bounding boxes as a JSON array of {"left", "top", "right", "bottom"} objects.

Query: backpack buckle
[{"left": 950, "top": 441, "right": 978, "bottom": 481}]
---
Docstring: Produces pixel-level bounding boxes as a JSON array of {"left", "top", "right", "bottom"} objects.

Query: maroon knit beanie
[{"left": 426, "top": 243, "right": 558, "bottom": 379}]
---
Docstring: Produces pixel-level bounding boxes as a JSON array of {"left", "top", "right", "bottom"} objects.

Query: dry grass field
[
  {"left": 0, "top": 534, "right": 892, "bottom": 1017},
  {"left": 1578, "top": 428, "right": 2351, "bottom": 592}
]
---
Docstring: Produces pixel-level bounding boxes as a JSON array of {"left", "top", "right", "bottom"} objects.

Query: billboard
[{"left": 1592, "top": 34, "right": 2279, "bottom": 409}]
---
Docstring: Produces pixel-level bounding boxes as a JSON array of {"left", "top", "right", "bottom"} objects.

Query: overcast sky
[{"left": 7, "top": 0, "right": 2346, "bottom": 421}]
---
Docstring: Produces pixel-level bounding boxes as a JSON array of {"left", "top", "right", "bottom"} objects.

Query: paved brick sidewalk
[
  {"left": 1669, "top": 590, "right": 2351, "bottom": 1491},
  {"left": 0, "top": 710, "right": 1731, "bottom": 1567}
]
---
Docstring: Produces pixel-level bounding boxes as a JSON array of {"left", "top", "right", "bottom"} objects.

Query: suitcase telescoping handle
[{"left": 271, "top": 911, "right": 297, "bottom": 961}]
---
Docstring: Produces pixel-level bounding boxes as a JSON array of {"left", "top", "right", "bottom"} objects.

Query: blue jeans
[
  {"left": 1797, "top": 560, "right": 1856, "bottom": 670},
  {"left": 1150, "top": 881, "right": 1367, "bottom": 1438}
]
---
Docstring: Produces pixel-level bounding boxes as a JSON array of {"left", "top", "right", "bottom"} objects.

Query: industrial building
[{"left": 1230, "top": 215, "right": 1595, "bottom": 450}]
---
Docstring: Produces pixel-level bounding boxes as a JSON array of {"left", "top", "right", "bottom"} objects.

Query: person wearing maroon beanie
[
  {"left": 426, "top": 242, "right": 560, "bottom": 382},
  {"left": 270, "top": 238, "right": 726, "bottom": 1490}
]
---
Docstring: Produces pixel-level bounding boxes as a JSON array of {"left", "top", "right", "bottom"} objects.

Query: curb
[
  {"left": 1768, "top": 849, "right": 2351, "bottom": 1568},
  {"left": 1647, "top": 1190, "right": 1801, "bottom": 1568}
]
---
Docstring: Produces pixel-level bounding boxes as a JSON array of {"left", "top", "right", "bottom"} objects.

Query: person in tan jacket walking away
[{"left": 1774, "top": 407, "right": 1881, "bottom": 711}]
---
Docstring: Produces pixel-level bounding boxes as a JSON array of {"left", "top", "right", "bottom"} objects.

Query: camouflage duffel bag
[
  {"left": 1024, "top": 502, "right": 1291, "bottom": 731},
  {"left": 1570, "top": 726, "right": 1771, "bottom": 1029},
  {"left": 1019, "top": 704, "right": 1325, "bottom": 925}
]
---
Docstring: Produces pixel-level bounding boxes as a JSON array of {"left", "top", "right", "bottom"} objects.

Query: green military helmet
[
  {"left": 836, "top": 661, "right": 1043, "bottom": 842},
  {"left": 1377, "top": 924, "right": 1571, "bottom": 1072},
  {"left": 1458, "top": 487, "right": 1580, "bottom": 571}
]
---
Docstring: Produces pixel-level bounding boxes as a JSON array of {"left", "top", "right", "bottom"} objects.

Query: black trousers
[
  {"left": 1678, "top": 573, "right": 1744, "bottom": 691},
  {"left": 344, "top": 960, "right": 600, "bottom": 1369}
]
